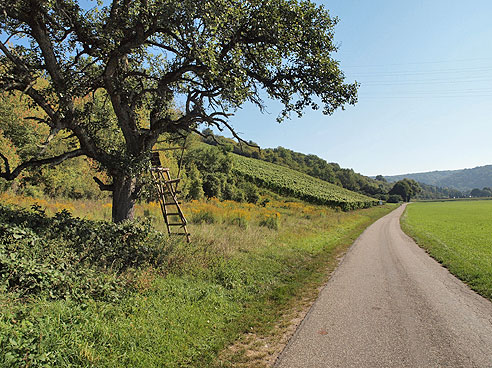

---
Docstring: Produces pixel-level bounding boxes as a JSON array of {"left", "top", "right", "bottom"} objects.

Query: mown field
[
  {"left": 401, "top": 200, "right": 492, "bottom": 300},
  {"left": 0, "top": 192, "right": 394, "bottom": 368},
  {"left": 232, "top": 154, "right": 377, "bottom": 210}
]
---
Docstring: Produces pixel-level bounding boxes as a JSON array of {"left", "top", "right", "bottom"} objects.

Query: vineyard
[{"left": 232, "top": 154, "right": 378, "bottom": 210}]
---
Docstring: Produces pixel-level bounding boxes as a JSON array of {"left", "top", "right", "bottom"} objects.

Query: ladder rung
[
  {"left": 164, "top": 202, "right": 181, "bottom": 205},
  {"left": 150, "top": 167, "right": 170, "bottom": 171},
  {"left": 165, "top": 178, "right": 181, "bottom": 184},
  {"left": 168, "top": 223, "right": 185, "bottom": 226},
  {"left": 165, "top": 213, "right": 181, "bottom": 216},
  {"left": 173, "top": 233, "right": 191, "bottom": 236}
]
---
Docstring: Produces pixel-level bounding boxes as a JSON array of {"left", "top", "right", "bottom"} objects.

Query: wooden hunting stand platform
[{"left": 149, "top": 151, "right": 190, "bottom": 243}]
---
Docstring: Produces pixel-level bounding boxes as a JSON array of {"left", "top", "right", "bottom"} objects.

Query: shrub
[
  {"left": 387, "top": 194, "right": 402, "bottom": 203},
  {"left": 244, "top": 183, "right": 260, "bottom": 204},
  {"left": 202, "top": 174, "right": 222, "bottom": 198},
  {"left": 0, "top": 204, "right": 176, "bottom": 302},
  {"left": 259, "top": 198, "right": 270, "bottom": 207}
]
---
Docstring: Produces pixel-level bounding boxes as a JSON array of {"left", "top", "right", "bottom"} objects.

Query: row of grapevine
[{"left": 232, "top": 154, "right": 378, "bottom": 210}]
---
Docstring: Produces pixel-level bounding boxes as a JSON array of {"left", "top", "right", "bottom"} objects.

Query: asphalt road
[{"left": 275, "top": 204, "right": 492, "bottom": 368}]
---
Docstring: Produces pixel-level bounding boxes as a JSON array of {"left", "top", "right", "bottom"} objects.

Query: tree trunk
[{"left": 112, "top": 174, "right": 137, "bottom": 222}]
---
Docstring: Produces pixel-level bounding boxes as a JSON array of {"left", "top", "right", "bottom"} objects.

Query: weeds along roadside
[{"left": 0, "top": 192, "right": 395, "bottom": 367}]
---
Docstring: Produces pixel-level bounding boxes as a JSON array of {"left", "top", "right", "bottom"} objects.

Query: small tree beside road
[{"left": 389, "top": 179, "right": 421, "bottom": 202}]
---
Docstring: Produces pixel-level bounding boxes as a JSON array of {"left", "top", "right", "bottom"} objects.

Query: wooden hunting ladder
[{"left": 150, "top": 151, "right": 190, "bottom": 242}]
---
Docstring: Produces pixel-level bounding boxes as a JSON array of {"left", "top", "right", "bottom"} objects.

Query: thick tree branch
[
  {"left": 0, "top": 149, "right": 85, "bottom": 181},
  {"left": 0, "top": 152, "right": 11, "bottom": 175},
  {"left": 145, "top": 40, "right": 181, "bottom": 56},
  {"left": 28, "top": 15, "right": 67, "bottom": 93},
  {"left": 0, "top": 42, "right": 30, "bottom": 74},
  {"left": 93, "top": 176, "right": 114, "bottom": 191}
]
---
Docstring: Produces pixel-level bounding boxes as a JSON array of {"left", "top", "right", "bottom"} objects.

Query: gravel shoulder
[{"left": 275, "top": 204, "right": 492, "bottom": 368}]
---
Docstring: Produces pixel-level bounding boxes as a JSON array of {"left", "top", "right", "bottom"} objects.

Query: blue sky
[{"left": 227, "top": 0, "right": 492, "bottom": 176}]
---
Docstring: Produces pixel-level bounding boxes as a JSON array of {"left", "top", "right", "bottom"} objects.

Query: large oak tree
[{"left": 0, "top": 0, "right": 358, "bottom": 222}]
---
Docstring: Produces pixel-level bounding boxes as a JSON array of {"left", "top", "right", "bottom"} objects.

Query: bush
[
  {"left": 0, "top": 204, "right": 175, "bottom": 302},
  {"left": 202, "top": 174, "right": 222, "bottom": 198},
  {"left": 244, "top": 183, "right": 259, "bottom": 204},
  {"left": 387, "top": 194, "right": 402, "bottom": 203},
  {"left": 229, "top": 215, "right": 248, "bottom": 229}
]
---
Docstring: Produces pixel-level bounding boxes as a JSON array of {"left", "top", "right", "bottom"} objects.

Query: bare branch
[
  {"left": 145, "top": 40, "right": 181, "bottom": 56},
  {"left": 36, "top": 126, "right": 61, "bottom": 156},
  {"left": 200, "top": 113, "right": 260, "bottom": 151},
  {"left": 191, "top": 128, "right": 221, "bottom": 145}
]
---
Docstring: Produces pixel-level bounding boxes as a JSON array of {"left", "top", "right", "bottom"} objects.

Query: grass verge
[
  {"left": 401, "top": 201, "right": 492, "bottom": 301},
  {"left": 1, "top": 196, "right": 394, "bottom": 367}
]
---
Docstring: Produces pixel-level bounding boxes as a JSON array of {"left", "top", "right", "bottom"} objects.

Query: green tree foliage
[
  {"left": 0, "top": 92, "right": 108, "bottom": 199},
  {"left": 0, "top": 0, "right": 357, "bottom": 222},
  {"left": 186, "top": 164, "right": 205, "bottom": 200},
  {"left": 470, "top": 187, "right": 492, "bottom": 198},
  {"left": 389, "top": 181, "right": 411, "bottom": 202},
  {"left": 384, "top": 165, "right": 492, "bottom": 192},
  {"left": 181, "top": 144, "right": 259, "bottom": 203},
  {"left": 389, "top": 179, "right": 421, "bottom": 202},
  {"left": 387, "top": 194, "right": 403, "bottom": 203},
  {"left": 416, "top": 183, "right": 465, "bottom": 200}
]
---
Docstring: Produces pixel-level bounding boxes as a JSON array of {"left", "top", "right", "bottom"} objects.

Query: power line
[
  {"left": 348, "top": 66, "right": 492, "bottom": 78},
  {"left": 361, "top": 93, "right": 492, "bottom": 99},
  {"left": 361, "top": 77, "right": 492, "bottom": 86},
  {"left": 343, "top": 57, "right": 492, "bottom": 69},
  {"left": 341, "top": 59, "right": 492, "bottom": 99}
]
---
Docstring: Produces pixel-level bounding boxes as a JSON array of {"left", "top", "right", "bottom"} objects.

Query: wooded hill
[
  {"left": 199, "top": 131, "right": 464, "bottom": 201},
  {"left": 200, "top": 130, "right": 388, "bottom": 199},
  {"left": 384, "top": 165, "right": 492, "bottom": 192}
]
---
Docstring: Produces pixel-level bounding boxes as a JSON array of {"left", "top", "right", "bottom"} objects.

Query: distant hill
[{"left": 384, "top": 165, "right": 492, "bottom": 191}]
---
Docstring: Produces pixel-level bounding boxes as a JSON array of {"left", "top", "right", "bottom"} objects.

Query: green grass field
[{"left": 401, "top": 200, "right": 492, "bottom": 300}]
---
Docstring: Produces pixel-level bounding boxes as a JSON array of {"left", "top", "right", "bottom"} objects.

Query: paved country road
[{"left": 275, "top": 204, "right": 492, "bottom": 368}]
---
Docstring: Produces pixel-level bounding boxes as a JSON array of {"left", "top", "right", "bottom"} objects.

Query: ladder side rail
[
  {"left": 149, "top": 161, "right": 190, "bottom": 242},
  {"left": 151, "top": 169, "right": 172, "bottom": 235},
  {"left": 163, "top": 170, "right": 190, "bottom": 242},
  {"left": 164, "top": 171, "right": 188, "bottom": 225},
  {"left": 157, "top": 171, "right": 173, "bottom": 234}
]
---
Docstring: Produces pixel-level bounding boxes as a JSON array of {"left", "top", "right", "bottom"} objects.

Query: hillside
[
  {"left": 384, "top": 165, "right": 492, "bottom": 191},
  {"left": 200, "top": 131, "right": 388, "bottom": 199},
  {"left": 198, "top": 132, "right": 468, "bottom": 201},
  {"left": 232, "top": 154, "right": 377, "bottom": 210}
]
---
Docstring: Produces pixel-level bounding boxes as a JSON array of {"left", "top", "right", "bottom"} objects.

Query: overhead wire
[{"left": 344, "top": 58, "right": 492, "bottom": 99}]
